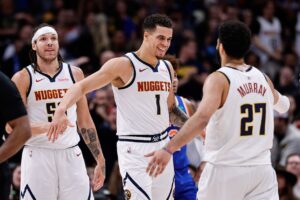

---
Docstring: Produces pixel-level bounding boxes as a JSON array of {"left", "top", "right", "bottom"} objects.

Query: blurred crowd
[{"left": 1, "top": 0, "right": 300, "bottom": 199}]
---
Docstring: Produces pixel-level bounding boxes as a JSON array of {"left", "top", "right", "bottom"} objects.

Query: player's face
[
  {"left": 146, "top": 26, "right": 173, "bottom": 59},
  {"left": 32, "top": 33, "right": 59, "bottom": 62}
]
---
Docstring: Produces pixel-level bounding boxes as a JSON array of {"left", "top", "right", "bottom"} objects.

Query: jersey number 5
[
  {"left": 46, "top": 102, "right": 67, "bottom": 122},
  {"left": 240, "top": 103, "right": 266, "bottom": 136}
]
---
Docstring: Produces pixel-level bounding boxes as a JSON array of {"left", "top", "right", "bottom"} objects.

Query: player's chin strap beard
[{"left": 32, "top": 59, "right": 62, "bottom": 73}]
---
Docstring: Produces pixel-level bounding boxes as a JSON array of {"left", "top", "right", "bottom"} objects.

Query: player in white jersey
[
  {"left": 48, "top": 14, "right": 189, "bottom": 200},
  {"left": 146, "top": 20, "right": 291, "bottom": 200},
  {"left": 11, "top": 24, "right": 105, "bottom": 200}
]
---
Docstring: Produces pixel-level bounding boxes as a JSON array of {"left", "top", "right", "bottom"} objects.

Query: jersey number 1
[
  {"left": 240, "top": 103, "right": 266, "bottom": 136},
  {"left": 155, "top": 94, "right": 161, "bottom": 115}
]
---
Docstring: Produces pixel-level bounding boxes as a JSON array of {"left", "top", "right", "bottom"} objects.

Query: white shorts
[
  {"left": 197, "top": 163, "right": 279, "bottom": 200},
  {"left": 117, "top": 139, "right": 174, "bottom": 200},
  {"left": 20, "top": 145, "right": 93, "bottom": 200}
]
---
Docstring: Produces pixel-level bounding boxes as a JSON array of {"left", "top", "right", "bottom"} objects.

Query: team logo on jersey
[
  {"left": 34, "top": 88, "right": 68, "bottom": 101},
  {"left": 124, "top": 189, "right": 131, "bottom": 200},
  {"left": 35, "top": 78, "right": 45, "bottom": 82},
  {"left": 137, "top": 81, "right": 170, "bottom": 92},
  {"left": 58, "top": 78, "right": 69, "bottom": 82},
  {"left": 139, "top": 68, "right": 148, "bottom": 72},
  {"left": 168, "top": 129, "right": 178, "bottom": 137}
]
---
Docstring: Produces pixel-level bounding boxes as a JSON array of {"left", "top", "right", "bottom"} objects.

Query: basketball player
[
  {"left": 48, "top": 14, "right": 188, "bottom": 199},
  {"left": 11, "top": 24, "right": 105, "bottom": 200},
  {"left": 0, "top": 71, "right": 31, "bottom": 200},
  {"left": 147, "top": 20, "right": 290, "bottom": 200},
  {"left": 164, "top": 55, "right": 198, "bottom": 200}
]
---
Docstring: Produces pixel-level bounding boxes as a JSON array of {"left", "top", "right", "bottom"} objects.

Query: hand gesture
[
  {"left": 47, "top": 108, "right": 74, "bottom": 142},
  {"left": 93, "top": 157, "right": 106, "bottom": 191},
  {"left": 145, "top": 148, "right": 172, "bottom": 177}
]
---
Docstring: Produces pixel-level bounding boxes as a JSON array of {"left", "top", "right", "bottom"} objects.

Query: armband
[{"left": 274, "top": 92, "right": 290, "bottom": 114}]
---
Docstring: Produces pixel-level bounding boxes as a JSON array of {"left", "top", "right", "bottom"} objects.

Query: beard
[{"left": 36, "top": 49, "right": 58, "bottom": 63}]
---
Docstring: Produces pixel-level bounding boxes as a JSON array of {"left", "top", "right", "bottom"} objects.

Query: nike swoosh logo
[
  {"left": 139, "top": 68, "right": 148, "bottom": 72},
  {"left": 35, "top": 78, "right": 45, "bottom": 82}
]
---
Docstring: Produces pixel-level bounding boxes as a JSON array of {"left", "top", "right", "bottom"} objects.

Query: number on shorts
[{"left": 240, "top": 103, "right": 266, "bottom": 136}]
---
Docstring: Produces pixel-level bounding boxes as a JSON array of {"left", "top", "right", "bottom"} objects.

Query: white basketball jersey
[
  {"left": 25, "top": 63, "right": 79, "bottom": 149},
  {"left": 204, "top": 66, "right": 274, "bottom": 166},
  {"left": 112, "top": 52, "right": 172, "bottom": 135}
]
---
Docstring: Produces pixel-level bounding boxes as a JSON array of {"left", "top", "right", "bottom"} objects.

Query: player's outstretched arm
[
  {"left": 73, "top": 66, "right": 105, "bottom": 191},
  {"left": 146, "top": 72, "right": 226, "bottom": 176},
  {"left": 48, "top": 57, "right": 128, "bottom": 139}
]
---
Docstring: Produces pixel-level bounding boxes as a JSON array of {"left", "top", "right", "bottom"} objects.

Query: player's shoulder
[
  {"left": 102, "top": 56, "right": 133, "bottom": 74},
  {"left": 69, "top": 65, "right": 84, "bottom": 82},
  {"left": 12, "top": 68, "right": 30, "bottom": 82}
]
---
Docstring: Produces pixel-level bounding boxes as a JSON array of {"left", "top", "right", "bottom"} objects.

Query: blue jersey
[
  {"left": 167, "top": 96, "right": 197, "bottom": 200},
  {"left": 167, "top": 96, "right": 190, "bottom": 170}
]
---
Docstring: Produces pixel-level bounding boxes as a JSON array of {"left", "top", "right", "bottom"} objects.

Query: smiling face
[
  {"left": 32, "top": 33, "right": 59, "bottom": 62},
  {"left": 144, "top": 25, "right": 173, "bottom": 59}
]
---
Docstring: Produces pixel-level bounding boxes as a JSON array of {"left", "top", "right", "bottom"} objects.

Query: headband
[{"left": 31, "top": 26, "right": 58, "bottom": 44}]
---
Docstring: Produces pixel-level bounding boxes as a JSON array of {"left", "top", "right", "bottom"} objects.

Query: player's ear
[
  {"left": 144, "top": 31, "right": 149, "bottom": 40},
  {"left": 32, "top": 42, "right": 36, "bottom": 51}
]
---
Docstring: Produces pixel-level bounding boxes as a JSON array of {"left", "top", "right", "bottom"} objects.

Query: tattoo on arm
[
  {"left": 80, "top": 128, "right": 102, "bottom": 162},
  {"left": 169, "top": 105, "right": 188, "bottom": 127}
]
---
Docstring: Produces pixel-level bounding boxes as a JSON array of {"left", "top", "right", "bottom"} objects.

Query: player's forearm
[
  {"left": 0, "top": 117, "right": 31, "bottom": 163},
  {"left": 78, "top": 126, "right": 105, "bottom": 162},
  {"left": 58, "top": 83, "right": 85, "bottom": 112},
  {"left": 166, "top": 112, "right": 208, "bottom": 153},
  {"left": 169, "top": 105, "right": 189, "bottom": 127}
]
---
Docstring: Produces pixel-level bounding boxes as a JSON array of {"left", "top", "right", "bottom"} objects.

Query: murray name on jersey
[{"left": 237, "top": 82, "right": 267, "bottom": 98}]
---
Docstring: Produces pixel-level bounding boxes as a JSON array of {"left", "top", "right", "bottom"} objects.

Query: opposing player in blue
[{"left": 165, "top": 55, "right": 198, "bottom": 200}]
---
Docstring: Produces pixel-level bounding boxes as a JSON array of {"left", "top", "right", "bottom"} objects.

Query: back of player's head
[
  {"left": 218, "top": 20, "right": 251, "bottom": 59},
  {"left": 143, "top": 14, "right": 173, "bottom": 32}
]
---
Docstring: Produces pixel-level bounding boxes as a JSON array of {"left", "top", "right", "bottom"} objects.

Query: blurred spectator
[
  {"left": 9, "top": 164, "right": 20, "bottom": 200},
  {"left": 85, "top": 12, "right": 110, "bottom": 56},
  {"left": 274, "top": 66, "right": 299, "bottom": 96},
  {"left": 100, "top": 107, "right": 118, "bottom": 182},
  {"left": 271, "top": 111, "right": 300, "bottom": 167},
  {"left": 285, "top": 153, "right": 300, "bottom": 199},
  {"left": 276, "top": 167, "right": 298, "bottom": 200},
  {"left": 1, "top": 24, "right": 32, "bottom": 78},
  {"left": 253, "top": 0, "right": 282, "bottom": 79},
  {"left": 100, "top": 50, "right": 116, "bottom": 66}
]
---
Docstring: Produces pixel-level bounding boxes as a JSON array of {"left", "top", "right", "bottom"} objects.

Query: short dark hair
[
  {"left": 143, "top": 14, "right": 173, "bottom": 32},
  {"left": 218, "top": 20, "right": 251, "bottom": 59}
]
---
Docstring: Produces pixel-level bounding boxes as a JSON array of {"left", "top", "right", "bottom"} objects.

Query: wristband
[{"left": 162, "top": 147, "right": 172, "bottom": 155}]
